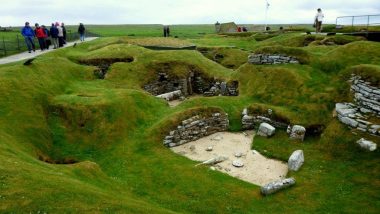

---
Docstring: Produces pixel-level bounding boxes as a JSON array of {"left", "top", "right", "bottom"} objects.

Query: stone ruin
[
  {"left": 241, "top": 108, "right": 306, "bottom": 141},
  {"left": 335, "top": 74, "right": 379, "bottom": 151},
  {"left": 144, "top": 69, "right": 239, "bottom": 101},
  {"left": 336, "top": 75, "right": 380, "bottom": 137},
  {"left": 248, "top": 54, "right": 299, "bottom": 65},
  {"left": 163, "top": 112, "right": 229, "bottom": 147},
  {"left": 241, "top": 108, "right": 289, "bottom": 130}
]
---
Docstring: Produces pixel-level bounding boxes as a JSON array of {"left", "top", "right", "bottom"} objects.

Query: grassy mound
[
  {"left": 197, "top": 47, "right": 249, "bottom": 69},
  {"left": 315, "top": 41, "right": 380, "bottom": 72},
  {"left": 253, "top": 45, "right": 311, "bottom": 64},
  {"left": 1, "top": 34, "right": 380, "bottom": 213}
]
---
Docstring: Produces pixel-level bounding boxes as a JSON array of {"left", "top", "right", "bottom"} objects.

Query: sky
[{"left": 0, "top": 0, "right": 379, "bottom": 26}]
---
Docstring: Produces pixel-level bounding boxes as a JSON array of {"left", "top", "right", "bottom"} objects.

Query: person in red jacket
[{"left": 34, "top": 23, "right": 47, "bottom": 51}]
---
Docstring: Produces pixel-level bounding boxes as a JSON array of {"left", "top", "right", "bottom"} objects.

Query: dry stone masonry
[
  {"left": 336, "top": 75, "right": 380, "bottom": 137},
  {"left": 241, "top": 108, "right": 288, "bottom": 130},
  {"left": 248, "top": 54, "right": 299, "bottom": 65},
  {"left": 261, "top": 178, "right": 296, "bottom": 196},
  {"left": 163, "top": 112, "right": 229, "bottom": 147},
  {"left": 144, "top": 72, "right": 239, "bottom": 101}
]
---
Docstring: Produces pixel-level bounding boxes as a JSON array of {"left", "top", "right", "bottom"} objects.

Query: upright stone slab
[
  {"left": 260, "top": 178, "right": 296, "bottom": 196},
  {"left": 289, "top": 125, "right": 306, "bottom": 141},
  {"left": 257, "top": 123, "right": 276, "bottom": 137},
  {"left": 357, "top": 138, "right": 377, "bottom": 151},
  {"left": 288, "top": 150, "right": 304, "bottom": 171}
]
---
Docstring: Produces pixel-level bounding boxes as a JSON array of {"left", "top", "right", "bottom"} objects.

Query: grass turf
[{"left": 0, "top": 32, "right": 379, "bottom": 213}]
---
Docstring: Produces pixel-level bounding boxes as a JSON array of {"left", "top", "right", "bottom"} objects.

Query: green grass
[{"left": 0, "top": 29, "right": 380, "bottom": 213}]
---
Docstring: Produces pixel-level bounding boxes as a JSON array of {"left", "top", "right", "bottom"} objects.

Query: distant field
[{"left": 1, "top": 23, "right": 378, "bottom": 57}]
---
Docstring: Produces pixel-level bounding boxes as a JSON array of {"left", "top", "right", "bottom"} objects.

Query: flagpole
[{"left": 265, "top": 0, "right": 269, "bottom": 31}]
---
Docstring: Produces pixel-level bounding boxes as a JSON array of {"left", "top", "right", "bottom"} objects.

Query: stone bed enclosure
[{"left": 144, "top": 64, "right": 239, "bottom": 101}]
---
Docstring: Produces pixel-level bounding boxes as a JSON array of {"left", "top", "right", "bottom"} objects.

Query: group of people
[{"left": 21, "top": 22, "right": 86, "bottom": 53}]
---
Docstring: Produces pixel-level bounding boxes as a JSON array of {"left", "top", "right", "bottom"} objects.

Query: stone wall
[
  {"left": 351, "top": 75, "right": 380, "bottom": 115},
  {"left": 144, "top": 72, "right": 239, "bottom": 98},
  {"left": 248, "top": 54, "right": 299, "bottom": 65},
  {"left": 144, "top": 72, "right": 188, "bottom": 96},
  {"left": 242, "top": 109, "right": 289, "bottom": 130},
  {"left": 163, "top": 113, "right": 229, "bottom": 147},
  {"left": 336, "top": 75, "right": 380, "bottom": 136}
]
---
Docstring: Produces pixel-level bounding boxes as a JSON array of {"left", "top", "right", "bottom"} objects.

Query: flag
[{"left": 266, "top": 1, "right": 270, "bottom": 9}]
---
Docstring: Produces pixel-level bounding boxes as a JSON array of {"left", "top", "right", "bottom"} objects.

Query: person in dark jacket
[
  {"left": 42, "top": 25, "right": 50, "bottom": 49},
  {"left": 50, "top": 23, "right": 59, "bottom": 49},
  {"left": 21, "top": 22, "right": 35, "bottom": 53},
  {"left": 34, "top": 23, "right": 46, "bottom": 51},
  {"left": 78, "top": 23, "right": 85, "bottom": 41},
  {"left": 61, "top": 22, "right": 67, "bottom": 44}
]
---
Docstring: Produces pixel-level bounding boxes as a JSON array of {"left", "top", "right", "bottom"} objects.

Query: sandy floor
[{"left": 171, "top": 131, "right": 288, "bottom": 186}]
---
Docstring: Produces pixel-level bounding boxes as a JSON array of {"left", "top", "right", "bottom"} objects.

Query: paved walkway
[{"left": 0, "top": 37, "right": 98, "bottom": 65}]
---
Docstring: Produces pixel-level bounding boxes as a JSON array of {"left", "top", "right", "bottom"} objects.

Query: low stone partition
[
  {"left": 163, "top": 112, "right": 229, "bottom": 147},
  {"left": 241, "top": 108, "right": 289, "bottom": 130},
  {"left": 248, "top": 54, "right": 299, "bottom": 65}
]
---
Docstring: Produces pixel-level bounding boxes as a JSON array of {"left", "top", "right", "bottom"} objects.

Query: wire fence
[{"left": 0, "top": 30, "right": 100, "bottom": 57}]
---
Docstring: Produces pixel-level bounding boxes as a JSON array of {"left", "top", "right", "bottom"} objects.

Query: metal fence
[
  {"left": 336, "top": 14, "right": 380, "bottom": 32},
  {"left": 0, "top": 30, "right": 100, "bottom": 57}
]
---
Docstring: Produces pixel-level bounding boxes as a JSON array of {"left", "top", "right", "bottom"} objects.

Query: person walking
[
  {"left": 50, "top": 23, "right": 59, "bottom": 49},
  {"left": 61, "top": 22, "right": 67, "bottom": 44},
  {"left": 78, "top": 23, "right": 85, "bottom": 41},
  {"left": 314, "top": 8, "right": 324, "bottom": 33},
  {"left": 56, "top": 22, "right": 64, "bottom": 47},
  {"left": 42, "top": 25, "right": 50, "bottom": 49},
  {"left": 34, "top": 23, "right": 46, "bottom": 51},
  {"left": 163, "top": 26, "right": 167, "bottom": 37},
  {"left": 21, "top": 22, "right": 35, "bottom": 53}
]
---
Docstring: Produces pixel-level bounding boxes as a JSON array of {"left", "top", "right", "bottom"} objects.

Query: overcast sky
[{"left": 1, "top": 0, "right": 379, "bottom": 26}]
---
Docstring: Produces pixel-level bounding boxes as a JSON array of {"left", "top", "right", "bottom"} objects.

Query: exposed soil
[{"left": 171, "top": 131, "right": 288, "bottom": 186}]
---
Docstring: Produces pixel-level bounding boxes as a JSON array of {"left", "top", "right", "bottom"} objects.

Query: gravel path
[{"left": 0, "top": 37, "right": 98, "bottom": 65}]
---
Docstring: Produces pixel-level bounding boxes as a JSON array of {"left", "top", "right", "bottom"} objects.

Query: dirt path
[
  {"left": 171, "top": 131, "right": 288, "bottom": 186},
  {"left": 0, "top": 37, "right": 98, "bottom": 65}
]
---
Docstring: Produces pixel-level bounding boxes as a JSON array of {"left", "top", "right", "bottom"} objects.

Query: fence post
[
  {"left": 17, "top": 34, "right": 20, "bottom": 50},
  {"left": 2, "top": 37, "right": 6, "bottom": 56}
]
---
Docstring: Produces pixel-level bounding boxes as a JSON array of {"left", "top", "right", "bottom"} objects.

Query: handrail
[{"left": 336, "top": 14, "right": 380, "bottom": 33}]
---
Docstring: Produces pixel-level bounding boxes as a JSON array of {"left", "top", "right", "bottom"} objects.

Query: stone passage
[
  {"left": 163, "top": 112, "right": 229, "bottom": 147},
  {"left": 336, "top": 75, "right": 380, "bottom": 136},
  {"left": 248, "top": 54, "right": 299, "bottom": 65},
  {"left": 144, "top": 71, "right": 239, "bottom": 100}
]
